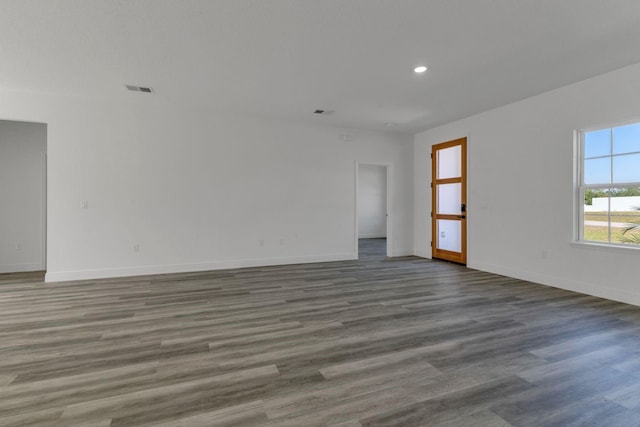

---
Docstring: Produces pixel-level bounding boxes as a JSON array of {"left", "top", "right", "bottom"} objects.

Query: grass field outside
[
  {"left": 583, "top": 211, "right": 640, "bottom": 244},
  {"left": 584, "top": 211, "right": 640, "bottom": 223}
]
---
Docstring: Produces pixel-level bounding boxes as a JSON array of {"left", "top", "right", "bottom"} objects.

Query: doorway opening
[
  {"left": 0, "top": 120, "right": 47, "bottom": 279},
  {"left": 355, "top": 163, "right": 391, "bottom": 259}
]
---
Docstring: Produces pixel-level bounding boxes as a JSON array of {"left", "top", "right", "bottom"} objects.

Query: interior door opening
[
  {"left": 431, "top": 137, "right": 467, "bottom": 265},
  {"left": 0, "top": 119, "right": 47, "bottom": 277},
  {"left": 356, "top": 163, "right": 391, "bottom": 259}
]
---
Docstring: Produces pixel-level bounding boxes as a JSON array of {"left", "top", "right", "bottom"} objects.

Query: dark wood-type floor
[{"left": 2, "top": 238, "right": 640, "bottom": 426}]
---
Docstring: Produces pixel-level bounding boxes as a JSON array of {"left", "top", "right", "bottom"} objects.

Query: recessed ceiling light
[
  {"left": 414, "top": 65, "right": 428, "bottom": 74},
  {"left": 385, "top": 122, "right": 398, "bottom": 127}
]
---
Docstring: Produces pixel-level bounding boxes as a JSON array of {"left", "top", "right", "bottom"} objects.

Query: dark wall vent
[{"left": 126, "top": 85, "right": 154, "bottom": 93}]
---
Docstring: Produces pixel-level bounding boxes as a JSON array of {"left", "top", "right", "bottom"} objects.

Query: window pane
[
  {"left": 613, "top": 153, "right": 640, "bottom": 184},
  {"left": 610, "top": 187, "right": 640, "bottom": 245},
  {"left": 584, "top": 128, "right": 610, "bottom": 158},
  {"left": 583, "top": 215, "right": 610, "bottom": 243},
  {"left": 613, "top": 123, "right": 640, "bottom": 155},
  {"left": 437, "top": 183, "right": 461, "bottom": 215},
  {"left": 584, "top": 157, "right": 610, "bottom": 184},
  {"left": 584, "top": 190, "right": 610, "bottom": 243},
  {"left": 437, "top": 146, "right": 461, "bottom": 179},
  {"left": 609, "top": 187, "right": 640, "bottom": 211},
  {"left": 436, "top": 219, "right": 461, "bottom": 252},
  {"left": 583, "top": 187, "right": 640, "bottom": 245},
  {"left": 585, "top": 188, "right": 609, "bottom": 209}
]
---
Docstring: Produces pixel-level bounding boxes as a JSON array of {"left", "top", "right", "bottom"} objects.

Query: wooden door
[{"left": 431, "top": 137, "right": 467, "bottom": 264}]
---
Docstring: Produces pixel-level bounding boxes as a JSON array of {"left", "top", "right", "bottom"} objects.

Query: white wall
[
  {"left": 0, "top": 89, "right": 412, "bottom": 281},
  {"left": 0, "top": 120, "right": 47, "bottom": 273},
  {"left": 414, "top": 61, "right": 640, "bottom": 306},
  {"left": 586, "top": 196, "right": 640, "bottom": 212},
  {"left": 358, "top": 164, "right": 387, "bottom": 238}
]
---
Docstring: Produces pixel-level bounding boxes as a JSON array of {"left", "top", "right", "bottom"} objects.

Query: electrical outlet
[
  {"left": 259, "top": 240, "right": 265, "bottom": 247},
  {"left": 133, "top": 244, "right": 140, "bottom": 253},
  {"left": 81, "top": 200, "right": 89, "bottom": 209},
  {"left": 15, "top": 243, "right": 22, "bottom": 251}
]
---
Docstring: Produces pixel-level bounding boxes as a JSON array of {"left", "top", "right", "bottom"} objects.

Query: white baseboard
[
  {"left": 390, "top": 249, "right": 414, "bottom": 257},
  {"left": 470, "top": 261, "right": 640, "bottom": 308},
  {"left": 0, "top": 263, "right": 44, "bottom": 274},
  {"left": 45, "top": 252, "right": 357, "bottom": 283},
  {"left": 413, "top": 249, "right": 431, "bottom": 259}
]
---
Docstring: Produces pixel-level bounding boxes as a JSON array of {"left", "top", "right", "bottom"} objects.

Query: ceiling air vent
[
  {"left": 126, "top": 85, "right": 154, "bottom": 93},
  {"left": 313, "top": 109, "right": 334, "bottom": 115}
]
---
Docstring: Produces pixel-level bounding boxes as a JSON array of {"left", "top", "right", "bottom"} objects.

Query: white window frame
[{"left": 575, "top": 120, "right": 640, "bottom": 248}]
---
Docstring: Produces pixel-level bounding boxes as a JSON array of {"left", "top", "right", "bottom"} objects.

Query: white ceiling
[{"left": 2, "top": 0, "right": 640, "bottom": 133}]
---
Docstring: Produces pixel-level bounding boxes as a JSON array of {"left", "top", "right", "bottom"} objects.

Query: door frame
[
  {"left": 431, "top": 137, "right": 467, "bottom": 264},
  {"left": 354, "top": 161, "right": 393, "bottom": 258},
  {"left": 41, "top": 150, "right": 47, "bottom": 272}
]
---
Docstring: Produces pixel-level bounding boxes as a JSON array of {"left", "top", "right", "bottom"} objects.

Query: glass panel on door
[
  {"left": 437, "top": 219, "right": 462, "bottom": 252},
  {"left": 437, "top": 183, "right": 462, "bottom": 215},
  {"left": 437, "top": 145, "right": 462, "bottom": 179}
]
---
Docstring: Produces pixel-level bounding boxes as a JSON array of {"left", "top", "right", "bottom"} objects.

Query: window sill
[{"left": 571, "top": 241, "right": 640, "bottom": 254}]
